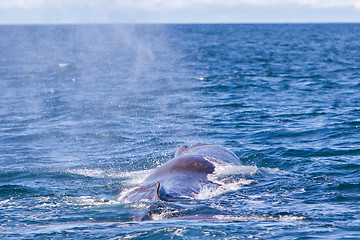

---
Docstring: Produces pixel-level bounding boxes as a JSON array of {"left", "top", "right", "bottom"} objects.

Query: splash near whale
[{"left": 118, "top": 143, "right": 242, "bottom": 219}]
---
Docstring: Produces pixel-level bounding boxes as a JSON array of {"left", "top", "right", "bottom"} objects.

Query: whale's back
[{"left": 175, "top": 143, "right": 240, "bottom": 165}]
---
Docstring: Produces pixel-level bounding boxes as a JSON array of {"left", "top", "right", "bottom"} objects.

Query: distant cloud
[
  {"left": 0, "top": 0, "right": 92, "bottom": 8},
  {"left": 2, "top": 0, "right": 360, "bottom": 9},
  {"left": 112, "top": 0, "right": 360, "bottom": 9},
  {"left": 293, "top": 0, "right": 360, "bottom": 8},
  {"left": 0, "top": 0, "right": 44, "bottom": 8},
  {"left": 1, "top": 0, "right": 360, "bottom": 24}
]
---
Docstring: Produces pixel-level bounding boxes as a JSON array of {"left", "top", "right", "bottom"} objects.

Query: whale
[{"left": 118, "top": 143, "right": 240, "bottom": 205}]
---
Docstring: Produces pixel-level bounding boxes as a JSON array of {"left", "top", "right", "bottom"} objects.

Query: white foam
[
  {"left": 67, "top": 168, "right": 109, "bottom": 178},
  {"left": 195, "top": 77, "right": 209, "bottom": 81},
  {"left": 212, "top": 164, "right": 259, "bottom": 177},
  {"left": 0, "top": 199, "right": 11, "bottom": 207},
  {"left": 63, "top": 196, "right": 118, "bottom": 207},
  {"left": 196, "top": 178, "right": 254, "bottom": 200},
  {"left": 213, "top": 214, "right": 306, "bottom": 221},
  {"left": 58, "top": 63, "right": 69, "bottom": 68},
  {"left": 192, "top": 163, "right": 258, "bottom": 200}
]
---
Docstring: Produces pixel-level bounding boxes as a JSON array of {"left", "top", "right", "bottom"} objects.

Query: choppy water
[{"left": 1, "top": 24, "right": 360, "bottom": 239}]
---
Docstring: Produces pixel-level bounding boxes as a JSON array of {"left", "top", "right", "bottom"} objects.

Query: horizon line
[{"left": 1, "top": 21, "right": 360, "bottom": 26}]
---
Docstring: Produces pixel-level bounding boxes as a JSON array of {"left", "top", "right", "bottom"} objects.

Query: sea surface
[{"left": 1, "top": 24, "right": 360, "bottom": 239}]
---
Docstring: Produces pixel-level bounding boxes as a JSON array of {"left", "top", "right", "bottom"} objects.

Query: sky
[{"left": 1, "top": 0, "right": 360, "bottom": 24}]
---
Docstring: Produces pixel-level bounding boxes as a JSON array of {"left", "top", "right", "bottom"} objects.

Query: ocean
[{"left": 1, "top": 24, "right": 360, "bottom": 239}]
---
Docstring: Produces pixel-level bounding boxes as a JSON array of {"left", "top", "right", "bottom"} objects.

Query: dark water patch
[
  {"left": 332, "top": 163, "right": 360, "bottom": 173},
  {"left": 281, "top": 148, "right": 360, "bottom": 158},
  {"left": 326, "top": 194, "right": 360, "bottom": 203},
  {"left": 328, "top": 182, "right": 360, "bottom": 193},
  {"left": 205, "top": 102, "right": 249, "bottom": 109},
  {"left": 342, "top": 120, "right": 360, "bottom": 127},
  {"left": 0, "top": 185, "right": 38, "bottom": 198}
]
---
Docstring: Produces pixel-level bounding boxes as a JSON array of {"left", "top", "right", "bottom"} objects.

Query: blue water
[{"left": 1, "top": 24, "right": 360, "bottom": 239}]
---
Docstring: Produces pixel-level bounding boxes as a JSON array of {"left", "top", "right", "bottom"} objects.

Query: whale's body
[{"left": 119, "top": 143, "right": 240, "bottom": 203}]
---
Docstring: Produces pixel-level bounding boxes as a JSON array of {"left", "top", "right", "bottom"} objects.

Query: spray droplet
[{"left": 58, "top": 63, "right": 68, "bottom": 68}]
